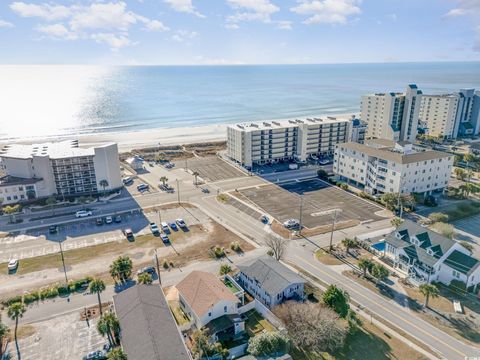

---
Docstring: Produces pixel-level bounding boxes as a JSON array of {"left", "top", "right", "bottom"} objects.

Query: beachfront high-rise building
[
  {"left": 0, "top": 140, "right": 122, "bottom": 204},
  {"left": 418, "top": 89, "right": 480, "bottom": 139},
  {"left": 361, "top": 84, "right": 423, "bottom": 143},
  {"left": 227, "top": 116, "right": 357, "bottom": 168},
  {"left": 333, "top": 139, "right": 453, "bottom": 196}
]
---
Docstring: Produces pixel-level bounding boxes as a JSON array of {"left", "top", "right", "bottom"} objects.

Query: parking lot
[
  {"left": 239, "top": 179, "right": 385, "bottom": 229},
  {"left": 10, "top": 312, "right": 105, "bottom": 360},
  {"left": 0, "top": 206, "right": 209, "bottom": 262},
  {"left": 178, "top": 156, "right": 246, "bottom": 182}
]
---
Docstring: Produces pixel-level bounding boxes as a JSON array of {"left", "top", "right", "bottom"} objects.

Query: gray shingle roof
[
  {"left": 113, "top": 284, "right": 191, "bottom": 360},
  {"left": 238, "top": 256, "right": 305, "bottom": 296}
]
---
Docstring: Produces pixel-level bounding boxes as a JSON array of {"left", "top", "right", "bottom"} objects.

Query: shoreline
[{"left": 0, "top": 112, "right": 357, "bottom": 152}]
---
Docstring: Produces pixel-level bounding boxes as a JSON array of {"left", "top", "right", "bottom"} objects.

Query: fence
[{"left": 253, "top": 299, "right": 284, "bottom": 329}]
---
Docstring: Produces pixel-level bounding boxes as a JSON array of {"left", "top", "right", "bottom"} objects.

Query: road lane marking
[{"left": 291, "top": 254, "right": 468, "bottom": 358}]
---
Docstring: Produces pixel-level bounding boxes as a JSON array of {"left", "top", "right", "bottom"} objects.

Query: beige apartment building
[
  {"left": 419, "top": 94, "right": 459, "bottom": 139},
  {"left": 333, "top": 139, "right": 453, "bottom": 195},
  {"left": 0, "top": 140, "right": 122, "bottom": 204},
  {"left": 227, "top": 116, "right": 357, "bottom": 168}
]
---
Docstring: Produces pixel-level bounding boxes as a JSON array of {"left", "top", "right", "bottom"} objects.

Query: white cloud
[
  {"left": 164, "top": 0, "right": 204, "bottom": 18},
  {"left": 226, "top": 0, "right": 279, "bottom": 24},
  {"left": 225, "top": 23, "right": 239, "bottom": 29},
  {"left": 172, "top": 29, "right": 198, "bottom": 42},
  {"left": 276, "top": 20, "right": 293, "bottom": 30},
  {"left": 0, "top": 20, "right": 14, "bottom": 28},
  {"left": 9, "top": 1, "right": 168, "bottom": 51},
  {"left": 290, "top": 0, "right": 361, "bottom": 25},
  {"left": 445, "top": 0, "right": 480, "bottom": 52}
]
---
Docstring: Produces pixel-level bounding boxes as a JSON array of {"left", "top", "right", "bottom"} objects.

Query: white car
[
  {"left": 8, "top": 259, "right": 18, "bottom": 271},
  {"left": 75, "top": 210, "right": 93, "bottom": 218},
  {"left": 176, "top": 218, "right": 186, "bottom": 228},
  {"left": 105, "top": 216, "right": 113, "bottom": 224},
  {"left": 283, "top": 219, "right": 299, "bottom": 229},
  {"left": 161, "top": 222, "right": 170, "bottom": 232}
]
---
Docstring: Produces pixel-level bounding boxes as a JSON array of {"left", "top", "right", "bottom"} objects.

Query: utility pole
[
  {"left": 176, "top": 179, "right": 180, "bottom": 204},
  {"left": 298, "top": 194, "right": 304, "bottom": 235},
  {"left": 328, "top": 209, "right": 337, "bottom": 252},
  {"left": 154, "top": 249, "right": 161, "bottom": 285},
  {"left": 59, "top": 241, "right": 68, "bottom": 284}
]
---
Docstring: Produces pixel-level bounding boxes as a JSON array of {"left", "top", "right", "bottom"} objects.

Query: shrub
[
  {"left": 247, "top": 331, "right": 290, "bottom": 357},
  {"left": 219, "top": 264, "right": 232, "bottom": 275},
  {"left": 449, "top": 279, "right": 467, "bottom": 293},
  {"left": 162, "top": 260, "right": 169, "bottom": 269},
  {"left": 428, "top": 212, "right": 449, "bottom": 223},
  {"left": 58, "top": 286, "right": 70, "bottom": 296},
  {"left": 23, "top": 292, "right": 40, "bottom": 305},
  {"left": 213, "top": 246, "right": 225, "bottom": 258},
  {"left": 39, "top": 286, "right": 59, "bottom": 300},
  {"left": 230, "top": 241, "right": 241, "bottom": 252},
  {"left": 339, "top": 183, "right": 348, "bottom": 190},
  {"left": 3, "top": 295, "right": 22, "bottom": 306},
  {"left": 431, "top": 222, "right": 454, "bottom": 239}
]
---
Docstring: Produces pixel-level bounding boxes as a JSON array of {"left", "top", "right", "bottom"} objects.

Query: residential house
[
  {"left": 176, "top": 271, "right": 245, "bottom": 341},
  {"left": 384, "top": 220, "right": 480, "bottom": 292},
  {"left": 237, "top": 256, "right": 305, "bottom": 308},
  {"left": 113, "top": 284, "right": 191, "bottom": 360}
]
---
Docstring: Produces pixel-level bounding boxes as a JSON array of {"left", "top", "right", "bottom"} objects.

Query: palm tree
[
  {"left": 358, "top": 258, "right": 373, "bottom": 278},
  {"left": 419, "top": 283, "right": 439, "bottom": 308},
  {"left": 159, "top": 176, "right": 168, "bottom": 186},
  {"left": 109, "top": 256, "right": 133, "bottom": 284},
  {"left": 390, "top": 217, "right": 403, "bottom": 228},
  {"left": 463, "top": 153, "right": 476, "bottom": 182},
  {"left": 341, "top": 238, "right": 358, "bottom": 255},
  {"left": 0, "top": 321, "right": 9, "bottom": 359},
  {"left": 8, "top": 302, "right": 26, "bottom": 359},
  {"left": 137, "top": 272, "right": 153, "bottom": 284},
  {"left": 219, "top": 264, "right": 232, "bottom": 275},
  {"left": 99, "top": 179, "right": 109, "bottom": 197},
  {"left": 89, "top": 278, "right": 106, "bottom": 316},
  {"left": 97, "top": 314, "right": 114, "bottom": 348},
  {"left": 107, "top": 348, "right": 127, "bottom": 360},
  {"left": 192, "top": 171, "right": 199, "bottom": 186}
]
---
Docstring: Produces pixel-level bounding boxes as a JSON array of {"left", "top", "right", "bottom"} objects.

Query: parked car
[
  {"left": 283, "top": 218, "right": 299, "bottom": 229},
  {"left": 201, "top": 187, "right": 210, "bottom": 193},
  {"left": 122, "top": 177, "right": 133, "bottom": 185},
  {"left": 169, "top": 222, "right": 178, "bottom": 231},
  {"left": 75, "top": 210, "right": 92, "bottom": 218},
  {"left": 318, "top": 159, "right": 331, "bottom": 165},
  {"left": 137, "top": 266, "right": 156, "bottom": 276},
  {"left": 95, "top": 218, "right": 104, "bottom": 226},
  {"left": 161, "top": 222, "right": 170, "bottom": 233},
  {"left": 83, "top": 350, "right": 106, "bottom": 360},
  {"left": 261, "top": 215, "right": 269, "bottom": 224},
  {"left": 7, "top": 259, "right": 18, "bottom": 271},
  {"left": 160, "top": 233, "right": 169, "bottom": 243},
  {"left": 114, "top": 215, "right": 122, "bottom": 223},
  {"left": 176, "top": 219, "right": 187, "bottom": 228},
  {"left": 49, "top": 225, "right": 58, "bottom": 234},
  {"left": 105, "top": 216, "right": 113, "bottom": 224},
  {"left": 150, "top": 222, "right": 160, "bottom": 235},
  {"left": 124, "top": 228, "right": 134, "bottom": 241},
  {"left": 137, "top": 183, "right": 149, "bottom": 192}
]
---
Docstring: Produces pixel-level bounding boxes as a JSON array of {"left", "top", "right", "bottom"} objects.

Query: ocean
[{"left": 1, "top": 62, "right": 479, "bottom": 141}]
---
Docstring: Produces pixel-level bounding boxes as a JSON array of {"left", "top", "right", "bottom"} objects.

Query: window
[
  {"left": 208, "top": 312, "right": 212, "bottom": 317},
  {"left": 224, "top": 306, "right": 227, "bottom": 313}
]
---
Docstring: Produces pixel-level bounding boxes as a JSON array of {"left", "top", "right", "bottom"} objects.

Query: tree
[
  {"left": 0, "top": 321, "right": 9, "bottom": 359},
  {"left": 317, "top": 169, "right": 329, "bottom": 180},
  {"left": 454, "top": 168, "right": 467, "bottom": 181},
  {"left": 381, "top": 193, "right": 398, "bottom": 211},
  {"left": 358, "top": 258, "right": 374, "bottom": 278},
  {"left": 107, "top": 348, "right": 128, "bottom": 360},
  {"left": 322, "top": 285, "right": 350, "bottom": 318},
  {"left": 341, "top": 238, "right": 358, "bottom": 255},
  {"left": 247, "top": 331, "right": 290, "bottom": 357},
  {"left": 191, "top": 329, "right": 226, "bottom": 358},
  {"left": 219, "top": 264, "right": 232, "bottom": 275},
  {"left": 138, "top": 272, "right": 153, "bottom": 284},
  {"left": 419, "top": 283, "right": 439, "bottom": 308},
  {"left": 3, "top": 204, "right": 22, "bottom": 223},
  {"left": 371, "top": 264, "right": 389, "bottom": 285},
  {"left": 99, "top": 179, "right": 109, "bottom": 197},
  {"left": 431, "top": 222, "right": 454, "bottom": 239},
  {"left": 98, "top": 312, "right": 121, "bottom": 348},
  {"left": 428, "top": 212, "right": 449, "bottom": 223},
  {"left": 463, "top": 153, "right": 476, "bottom": 176},
  {"left": 265, "top": 234, "right": 287, "bottom": 261},
  {"left": 159, "top": 176, "right": 168, "bottom": 186},
  {"left": 7, "top": 302, "right": 26, "bottom": 359},
  {"left": 390, "top": 217, "right": 403, "bottom": 227},
  {"left": 45, "top": 196, "right": 57, "bottom": 206},
  {"left": 109, "top": 256, "right": 133, "bottom": 284},
  {"left": 346, "top": 309, "right": 362, "bottom": 334},
  {"left": 89, "top": 278, "right": 106, "bottom": 316},
  {"left": 274, "top": 302, "right": 347, "bottom": 353},
  {"left": 192, "top": 171, "right": 199, "bottom": 186}
]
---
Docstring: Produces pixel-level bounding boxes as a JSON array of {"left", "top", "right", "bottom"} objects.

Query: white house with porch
[{"left": 384, "top": 220, "right": 480, "bottom": 293}]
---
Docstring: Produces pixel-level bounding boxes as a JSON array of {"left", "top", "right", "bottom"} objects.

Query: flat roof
[
  {"left": 0, "top": 140, "right": 115, "bottom": 160},
  {"left": 229, "top": 116, "right": 351, "bottom": 132},
  {"left": 339, "top": 140, "right": 452, "bottom": 164},
  {"left": 0, "top": 175, "right": 42, "bottom": 187}
]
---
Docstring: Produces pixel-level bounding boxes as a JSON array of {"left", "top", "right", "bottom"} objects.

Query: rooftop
[
  {"left": 0, "top": 140, "right": 114, "bottom": 160},
  {"left": 238, "top": 255, "right": 305, "bottom": 296},
  {"left": 444, "top": 250, "right": 480, "bottom": 276},
  {"left": 113, "top": 284, "right": 191, "bottom": 360},
  {"left": 176, "top": 271, "right": 239, "bottom": 318},
  {"left": 0, "top": 175, "right": 42, "bottom": 187},
  {"left": 229, "top": 116, "right": 352, "bottom": 132},
  {"left": 338, "top": 139, "right": 451, "bottom": 164}
]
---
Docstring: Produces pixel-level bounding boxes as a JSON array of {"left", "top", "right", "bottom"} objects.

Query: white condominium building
[
  {"left": 419, "top": 94, "right": 459, "bottom": 139},
  {"left": 0, "top": 140, "right": 122, "bottom": 204},
  {"left": 361, "top": 84, "right": 423, "bottom": 143},
  {"left": 227, "top": 116, "right": 355, "bottom": 168},
  {"left": 333, "top": 139, "right": 453, "bottom": 195}
]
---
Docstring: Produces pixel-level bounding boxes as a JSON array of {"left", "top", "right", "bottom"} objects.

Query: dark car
[
  {"left": 114, "top": 215, "right": 122, "bottom": 223},
  {"left": 95, "top": 218, "right": 104, "bottom": 226},
  {"left": 49, "top": 225, "right": 58, "bottom": 234},
  {"left": 137, "top": 266, "right": 155, "bottom": 276}
]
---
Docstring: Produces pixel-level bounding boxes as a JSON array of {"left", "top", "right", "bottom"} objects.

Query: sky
[{"left": 0, "top": 0, "right": 479, "bottom": 65}]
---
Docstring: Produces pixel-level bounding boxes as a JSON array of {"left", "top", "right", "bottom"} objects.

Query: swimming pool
[{"left": 371, "top": 242, "right": 385, "bottom": 252}]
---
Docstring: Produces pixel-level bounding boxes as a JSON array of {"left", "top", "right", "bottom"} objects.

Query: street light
[{"left": 59, "top": 241, "right": 68, "bottom": 285}]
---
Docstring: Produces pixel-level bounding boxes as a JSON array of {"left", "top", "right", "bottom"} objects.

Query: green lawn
[
  {"left": 244, "top": 309, "right": 275, "bottom": 336},
  {"left": 223, "top": 277, "right": 241, "bottom": 294},
  {"left": 169, "top": 304, "right": 190, "bottom": 326}
]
